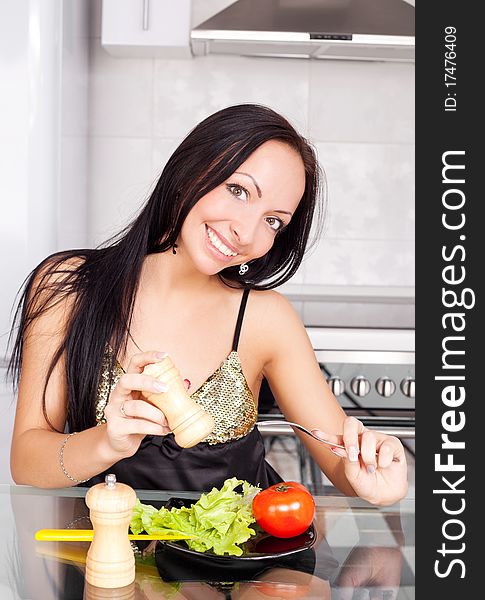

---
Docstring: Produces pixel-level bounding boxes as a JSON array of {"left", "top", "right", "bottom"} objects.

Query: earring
[
  {"left": 239, "top": 263, "right": 249, "bottom": 275},
  {"left": 172, "top": 243, "right": 178, "bottom": 255}
]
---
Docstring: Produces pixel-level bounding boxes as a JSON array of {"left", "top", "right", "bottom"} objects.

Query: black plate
[{"left": 156, "top": 496, "right": 316, "bottom": 562}]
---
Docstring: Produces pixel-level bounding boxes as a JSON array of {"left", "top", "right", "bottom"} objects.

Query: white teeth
[{"left": 207, "top": 227, "right": 238, "bottom": 257}]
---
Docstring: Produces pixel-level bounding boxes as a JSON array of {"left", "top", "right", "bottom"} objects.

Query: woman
[{"left": 8, "top": 104, "right": 407, "bottom": 505}]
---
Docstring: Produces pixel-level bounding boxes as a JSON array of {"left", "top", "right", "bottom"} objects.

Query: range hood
[{"left": 191, "top": 0, "right": 415, "bottom": 62}]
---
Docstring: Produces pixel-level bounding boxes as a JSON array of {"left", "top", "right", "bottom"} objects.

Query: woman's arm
[
  {"left": 10, "top": 263, "right": 170, "bottom": 488},
  {"left": 256, "top": 291, "right": 355, "bottom": 495},
  {"left": 255, "top": 291, "right": 407, "bottom": 504}
]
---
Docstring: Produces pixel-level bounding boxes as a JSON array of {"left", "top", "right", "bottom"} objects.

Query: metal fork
[
  {"left": 257, "top": 420, "right": 399, "bottom": 461},
  {"left": 257, "top": 420, "right": 346, "bottom": 450}
]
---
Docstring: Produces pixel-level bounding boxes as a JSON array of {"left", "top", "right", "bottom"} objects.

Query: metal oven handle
[{"left": 257, "top": 422, "right": 415, "bottom": 440}]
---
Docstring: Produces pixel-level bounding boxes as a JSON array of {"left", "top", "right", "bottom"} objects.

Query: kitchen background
[{"left": 0, "top": 0, "right": 414, "bottom": 485}]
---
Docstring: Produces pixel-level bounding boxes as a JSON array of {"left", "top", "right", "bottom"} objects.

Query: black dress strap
[{"left": 231, "top": 289, "right": 250, "bottom": 351}]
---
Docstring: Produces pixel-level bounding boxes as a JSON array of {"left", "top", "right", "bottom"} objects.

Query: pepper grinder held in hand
[
  {"left": 85, "top": 474, "right": 136, "bottom": 589},
  {"left": 141, "top": 355, "right": 215, "bottom": 448}
]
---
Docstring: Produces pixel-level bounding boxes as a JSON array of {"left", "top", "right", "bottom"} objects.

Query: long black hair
[{"left": 8, "top": 104, "right": 325, "bottom": 432}]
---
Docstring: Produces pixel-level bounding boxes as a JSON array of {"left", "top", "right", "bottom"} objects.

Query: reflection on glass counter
[{"left": 0, "top": 485, "right": 414, "bottom": 599}]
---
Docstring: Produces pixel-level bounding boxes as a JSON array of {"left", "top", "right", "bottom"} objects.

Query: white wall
[
  {"left": 1, "top": 0, "right": 89, "bottom": 361},
  {"left": 1, "top": 0, "right": 57, "bottom": 364},
  {"left": 87, "top": 0, "right": 414, "bottom": 291},
  {"left": 0, "top": 0, "right": 89, "bottom": 483}
]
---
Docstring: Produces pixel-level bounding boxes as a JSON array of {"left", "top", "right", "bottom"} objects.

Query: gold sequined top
[{"left": 94, "top": 289, "right": 258, "bottom": 445}]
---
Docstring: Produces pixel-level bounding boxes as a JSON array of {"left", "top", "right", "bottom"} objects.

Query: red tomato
[{"left": 252, "top": 481, "right": 315, "bottom": 538}]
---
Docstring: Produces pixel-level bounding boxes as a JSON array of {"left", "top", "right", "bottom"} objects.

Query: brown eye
[
  {"left": 266, "top": 217, "right": 284, "bottom": 232},
  {"left": 226, "top": 184, "right": 249, "bottom": 202}
]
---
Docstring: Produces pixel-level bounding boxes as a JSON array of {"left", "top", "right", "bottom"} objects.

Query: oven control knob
[
  {"left": 350, "top": 376, "right": 371, "bottom": 397},
  {"left": 376, "top": 377, "right": 396, "bottom": 397},
  {"left": 400, "top": 377, "right": 415, "bottom": 398},
  {"left": 328, "top": 376, "right": 345, "bottom": 396}
]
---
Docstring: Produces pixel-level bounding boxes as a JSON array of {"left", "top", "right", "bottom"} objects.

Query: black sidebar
[{"left": 418, "top": 1, "right": 480, "bottom": 596}]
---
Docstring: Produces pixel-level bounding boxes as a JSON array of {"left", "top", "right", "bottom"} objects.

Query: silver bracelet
[{"left": 59, "top": 432, "right": 90, "bottom": 484}]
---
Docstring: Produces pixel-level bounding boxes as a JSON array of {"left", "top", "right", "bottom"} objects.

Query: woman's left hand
[{"left": 312, "top": 417, "right": 408, "bottom": 506}]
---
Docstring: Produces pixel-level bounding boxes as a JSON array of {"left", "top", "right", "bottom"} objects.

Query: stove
[
  {"left": 258, "top": 327, "right": 415, "bottom": 438},
  {"left": 308, "top": 327, "right": 415, "bottom": 438}
]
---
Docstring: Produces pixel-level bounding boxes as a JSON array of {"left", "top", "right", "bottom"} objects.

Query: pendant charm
[{"left": 239, "top": 263, "right": 249, "bottom": 275}]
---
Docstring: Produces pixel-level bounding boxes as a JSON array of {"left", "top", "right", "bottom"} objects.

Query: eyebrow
[{"left": 234, "top": 172, "right": 262, "bottom": 198}]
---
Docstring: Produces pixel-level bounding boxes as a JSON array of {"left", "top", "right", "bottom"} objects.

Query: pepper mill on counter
[
  {"left": 84, "top": 581, "right": 135, "bottom": 600},
  {"left": 85, "top": 474, "right": 136, "bottom": 589},
  {"left": 142, "top": 355, "right": 215, "bottom": 448}
]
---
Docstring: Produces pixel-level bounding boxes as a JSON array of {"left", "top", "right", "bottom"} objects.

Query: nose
[{"left": 230, "top": 217, "right": 259, "bottom": 247}]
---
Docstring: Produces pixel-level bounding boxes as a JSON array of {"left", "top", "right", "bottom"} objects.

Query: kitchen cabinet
[{"left": 102, "top": 0, "right": 192, "bottom": 58}]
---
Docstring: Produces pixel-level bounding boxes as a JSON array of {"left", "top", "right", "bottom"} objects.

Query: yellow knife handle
[
  {"left": 35, "top": 529, "right": 191, "bottom": 541},
  {"left": 35, "top": 529, "right": 95, "bottom": 541}
]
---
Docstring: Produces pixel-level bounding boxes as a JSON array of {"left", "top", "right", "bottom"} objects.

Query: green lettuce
[{"left": 130, "top": 478, "right": 261, "bottom": 556}]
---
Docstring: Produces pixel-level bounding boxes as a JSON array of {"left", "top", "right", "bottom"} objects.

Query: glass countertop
[{"left": 0, "top": 485, "right": 414, "bottom": 599}]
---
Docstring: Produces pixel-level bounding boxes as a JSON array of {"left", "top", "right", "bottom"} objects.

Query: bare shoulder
[
  {"left": 244, "top": 289, "right": 309, "bottom": 360},
  {"left": 30, "top": 252, "right": 85, "bottom": 298},
  {"left": 33, "top": 252, "right": 85, "bottom": 286},
  {"left": 247, "top": 288, "right": 299, "bottom": 322},
  {"left": 26, "top": 252, "right": 86, "bottom": 334}
]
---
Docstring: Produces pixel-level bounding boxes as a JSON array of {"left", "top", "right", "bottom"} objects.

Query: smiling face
[{"left": 177, "top": 140, "right": 306, "bottom": 276}]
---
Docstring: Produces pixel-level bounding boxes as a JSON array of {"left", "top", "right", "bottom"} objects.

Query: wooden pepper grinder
[
  {"left": 142, "top": 355, "right": 215, "bottom": 448},
  {"left": 84, "top": 580, "right": 135, "bottom": 600},
  {"left": 85, "top": 474, "right": 136, "bottom": 589}
]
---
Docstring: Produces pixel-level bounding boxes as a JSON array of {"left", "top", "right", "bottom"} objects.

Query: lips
[
  {"left": 206, "top": 225, "right": 239, "bottom": 254},
  {"left": 205, "top": 225, "right": 239, "bottom": 258}
]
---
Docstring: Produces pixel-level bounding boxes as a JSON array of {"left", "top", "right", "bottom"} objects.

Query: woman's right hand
[{"left": 103, "top": 351, "right": 172, "bottom": 457}]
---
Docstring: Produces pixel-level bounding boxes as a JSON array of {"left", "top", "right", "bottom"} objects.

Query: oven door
[
  {"left": 257, "top": 349, "right": 415, "bottom": 439},
  {"left": 316, "top": 349, "right": 415, "bottom": 439}
]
